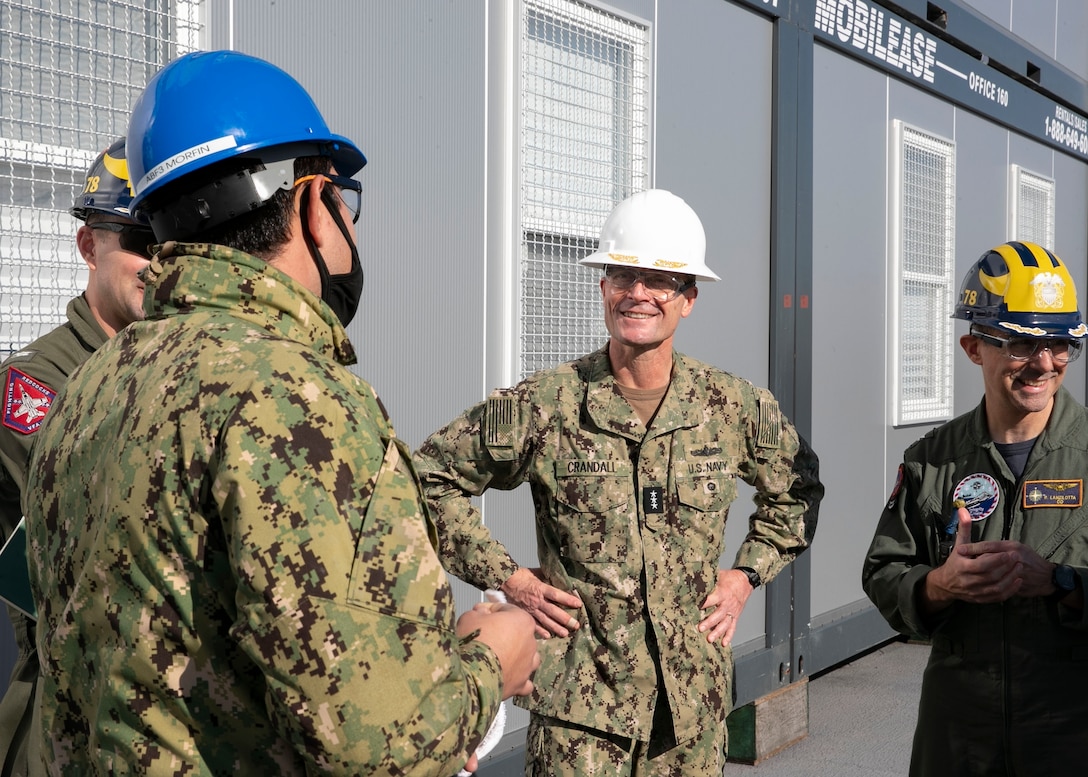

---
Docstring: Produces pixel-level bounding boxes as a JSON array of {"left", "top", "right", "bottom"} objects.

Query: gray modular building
[{"left": 1, "top": 0, "right": 1086, "bottom": 771}]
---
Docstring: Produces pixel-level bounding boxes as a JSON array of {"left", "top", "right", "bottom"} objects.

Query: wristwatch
[
  {"left": 736, "top": 566, "right": 762, "bottom": 590},
  {"left": 1050, "top": 564, "right": 1077, "bottom": 601}
]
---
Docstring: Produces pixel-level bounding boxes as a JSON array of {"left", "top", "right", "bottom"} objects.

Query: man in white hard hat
[{"left": 415, "top": 189, "right": 823, "bottom": 775}]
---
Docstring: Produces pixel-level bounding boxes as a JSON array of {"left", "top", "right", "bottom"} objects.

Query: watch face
[{"left": 1054, "top": 564, "right": 1076, "bottom": 592}]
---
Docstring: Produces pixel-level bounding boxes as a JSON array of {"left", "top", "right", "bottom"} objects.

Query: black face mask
[
  {"left": 322, "top": 253, "right": 364, "bottom": 327},
  {"left": 301, "top": 188, "right": 364, "bottom": 327}
]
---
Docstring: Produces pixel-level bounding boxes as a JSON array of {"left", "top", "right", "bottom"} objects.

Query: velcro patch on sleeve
[
  {"left": 756, "top": 395, "right": 781, "bottom": 448},
  {"left": 486, "top": 395, "right": 515, "bottom": 448},
  {"left": 1023, "top": 480, "right": 1083, "bottom": 509},
  {"left": 886, "top": 464, "right": 904, "bottom": 510},
  {"left": 2, "top": 368, "right": 57, "bottom": 435}
]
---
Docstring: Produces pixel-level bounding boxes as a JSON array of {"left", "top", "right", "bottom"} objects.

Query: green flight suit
[
  {"left": 0, "top": 294, "right": 106, "bottom": 777},
  {"left": 25, "top": 244, "right": 502, "bottom": 776},
  {"left": 863, "top": 387, "right": 1088, "bottom": 776}
]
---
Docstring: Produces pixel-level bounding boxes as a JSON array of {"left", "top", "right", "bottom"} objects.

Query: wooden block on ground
[{"left": 725, "top": 678, "right": 809, "bottom": 765}]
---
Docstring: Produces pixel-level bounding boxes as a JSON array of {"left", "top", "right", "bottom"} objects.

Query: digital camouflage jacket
[
  {"left": 25, "top": 244, "right": 501, "bottom": 776},
  {"left": 415, "top": 348, "right": 822, "bottom": 743},
  {"left": 0, "top": 293, "right": 106, "bottom": 777},
  {"left": 863, "top": 387, "right": 1088, "bottom": 776}
]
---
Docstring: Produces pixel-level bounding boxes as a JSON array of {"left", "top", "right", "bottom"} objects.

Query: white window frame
[
  {"left": 0, "top": 1, "right": 204, "bottom": 356},
  {"left": 517, "top": 0, "right": 651, "bottom": 378},
  {"left": 890, "top": 121, "right": 956, "bottom": 426},
  {"left": 1009, "top": 164, "right": 1055, "bottom": 248}
]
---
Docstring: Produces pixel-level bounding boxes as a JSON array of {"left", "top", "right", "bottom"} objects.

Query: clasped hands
[{"left": 923, "top": 507, "right": 1063, "bottom": 613}]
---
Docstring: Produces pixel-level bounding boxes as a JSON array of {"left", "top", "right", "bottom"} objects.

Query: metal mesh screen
[
  {"left": 1011, "top": 165, "right": 1055, "bottom": 248},
  {"left": 896, "top": 124, "right": 955, "bottom": 425},
  {"left": 0, "top": 0, "right": 203, "bottom": 355},
  {"left": 519, "top": 0, "right": 649, "bottom": 377}
]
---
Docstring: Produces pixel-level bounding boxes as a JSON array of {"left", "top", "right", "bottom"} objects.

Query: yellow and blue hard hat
[
  {"left": 953, "top": 241, "right": 1087, "bottom": 338},
  {"left": 70, "top": 137, "right": 137, "bottom": 221}
]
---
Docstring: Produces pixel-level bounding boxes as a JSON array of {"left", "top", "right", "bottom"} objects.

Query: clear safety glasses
[
  {"left": 603, "top": 266, "right": 695, "bottom": 302},
  {"left": 293, "top": 173, "right": 362, "bottom": 223},
  {"left": 971, "top": 326, "right": 1084, "bottom": 364}
]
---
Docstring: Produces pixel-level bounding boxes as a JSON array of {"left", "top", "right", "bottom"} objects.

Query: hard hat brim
[{"left": 580, "top": 251, "right": 721, "bottom": 282}]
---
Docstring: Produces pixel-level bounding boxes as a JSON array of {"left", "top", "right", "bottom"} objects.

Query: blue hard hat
[{"left": 127, "top": 49, "right": 365, "bottom": 224}]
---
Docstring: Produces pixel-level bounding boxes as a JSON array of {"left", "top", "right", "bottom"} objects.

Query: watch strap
[
  {"left": 1049, "top": 564, "right": 1077, "bottom": 601},
  {"left": 736, "top": 566, "right": 761, "bottom": 589}
]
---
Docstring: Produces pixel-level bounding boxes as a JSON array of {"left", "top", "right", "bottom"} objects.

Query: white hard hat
[{"left": 580, "top": 189, "right": 720, "bottom": 282}]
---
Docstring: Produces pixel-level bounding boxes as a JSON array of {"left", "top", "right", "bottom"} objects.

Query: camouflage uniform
[
  {"left": 415, "top": 348, "right": 822, "bottom": 769},
  {"left": 0, "top": 294, "right": 106, "bottom": 777},
  {"left": 25, "top": 243, "right": 502, "bottom": 776}
]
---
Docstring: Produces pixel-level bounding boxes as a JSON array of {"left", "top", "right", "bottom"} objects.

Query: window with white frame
[
  {"left": 892, "top": 122, "right": 956, "bottom": 426},
  {"left": 0, "top": 1, "right": 203, "bottom": 356},
  {"left": 519, "top": 0, "right": 650, "bottom": 377},
  {"left": 1009, "top": 165, "right": 1055, "bottom": 248}
]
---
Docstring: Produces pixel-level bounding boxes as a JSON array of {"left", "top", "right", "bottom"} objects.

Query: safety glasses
[
  {"left": 294, "top": 173, "right": 362, "bottom": 224},
  {"left": 971, "top": 326, "right": 1084, "bottom": 364},
  {"left": 604, "top": 266, "right": 695, "bottom": 302}
]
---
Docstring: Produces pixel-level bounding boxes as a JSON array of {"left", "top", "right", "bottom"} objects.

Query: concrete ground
[
  {"left": 479, "top": 638, "right": 930, "bottom": 776},
  {"left": 721, "top": 638, "right": 929, "bottom": 777}
]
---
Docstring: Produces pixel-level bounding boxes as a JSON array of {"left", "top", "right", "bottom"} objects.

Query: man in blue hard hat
[{"left": 24, "top": 50, "right": 538, "bottom": 775}]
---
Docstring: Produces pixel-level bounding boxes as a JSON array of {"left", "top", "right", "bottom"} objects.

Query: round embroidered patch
[{"left": 952, "top": 473, "right": 1001, "bottom": 522}]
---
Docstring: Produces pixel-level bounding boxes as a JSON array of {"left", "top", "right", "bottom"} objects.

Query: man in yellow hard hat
[{"left": 865, "top": 240, "right": 1088, "bottom": 775}]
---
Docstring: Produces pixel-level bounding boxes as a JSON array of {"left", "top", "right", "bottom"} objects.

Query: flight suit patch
[
  {"left": 1023, "top": 480, "right": 1083, "bottom": 508},
  {"left": 886, "top": 464, "right": 904, "bottom": 510},
  {"left": 952, "top": 473, "right": 1000, "bottom": 522},
  {"left": 3, "top": 368, "right": 57, "bottom": 435}
]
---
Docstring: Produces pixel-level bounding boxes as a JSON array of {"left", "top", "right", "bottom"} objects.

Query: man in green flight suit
[
  {"left": 864, "top": 240, "right": 1088, "bottom": 776},
  {"left": 415, "top": 189, "right": 823, "bottom": 776},
  {"left": 0, "top": 137, "right": 152, "bottom": 777},
  {"left": 23, "top": 50, "right": 538, "bottom": 776}
]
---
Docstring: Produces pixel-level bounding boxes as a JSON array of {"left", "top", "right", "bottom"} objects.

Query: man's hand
[
  {"left": 923, "top": 508, "right": 1026, "bottom": 613},
  {"left": 965, "top": 539, "right": 1055, "bottom": 598},
  {"left": 463, "top": 753, "right": 479, "bottom": 774},
  {"left": 456, "top": 602, "right": 540, "bottom": 699},
  {"left": 698, "top": 568, "right": 755, "bottom": 647},
  {"left": 500, "top": 568, "right": 583, "bottom": 639}
]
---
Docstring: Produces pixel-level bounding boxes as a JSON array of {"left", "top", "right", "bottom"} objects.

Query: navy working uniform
[
  {"left": 26, "top": 245, "right": 504, "bottom": 775},
  {"left": 417, "top": 346, "right": 822, "bottom": 750}
]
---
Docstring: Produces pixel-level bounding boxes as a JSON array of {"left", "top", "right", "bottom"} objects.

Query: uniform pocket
[
  {"left": 347, "top": 438, "right": 450, "bottom": 624},
  {"left": 676, "top": 476, "right": 733, "bottom": 511},
  {"left": 554, "top": 468, "right": 631, "bottom": 563},
  {"left": 673, "top": 475, "right": 735, "bottom": 553}
]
